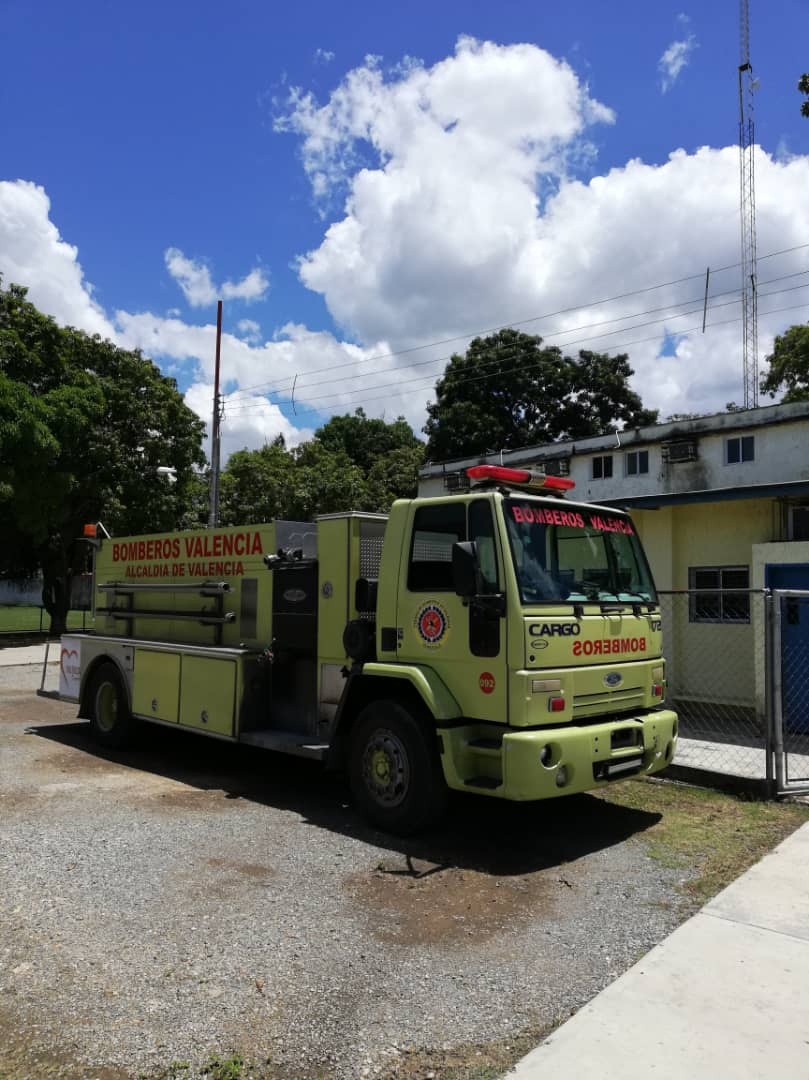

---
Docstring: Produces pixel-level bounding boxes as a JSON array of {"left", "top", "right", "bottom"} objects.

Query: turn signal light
[
  {"left": 83, "top": 523, "right": 97, "bottom": 538},
  {"left": 652, "top": 683, "right": 664, "bottom": 698},
  {"left": 548, "top": 696, "right": 565, "bottom": 712}
]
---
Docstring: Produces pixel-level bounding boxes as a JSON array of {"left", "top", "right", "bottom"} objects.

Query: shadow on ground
[{"left": 28, "top": 714, "right": 661, "bottom": 878}]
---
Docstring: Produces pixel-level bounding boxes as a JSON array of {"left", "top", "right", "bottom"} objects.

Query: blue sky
[{"left": 2, "top": 0, "right": 808, "bottom": 458}]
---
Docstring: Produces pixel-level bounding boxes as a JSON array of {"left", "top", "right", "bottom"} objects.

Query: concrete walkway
[
  {"left": 0, "top": 641, "right": 59, "bottom": 692},
  {"left": 0, "top": 641, "right": 57, "bottom": 666},
  {"left": 505, "top": 819, "right": 809, "bottom": 1079}
]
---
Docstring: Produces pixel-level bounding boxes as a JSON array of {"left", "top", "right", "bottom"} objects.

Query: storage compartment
[
  {"left": 132, "top": 650, "right": 181, "bottom": 723},
  {"left": 180, "top": 655, "right": 236, "bottom": 736}
]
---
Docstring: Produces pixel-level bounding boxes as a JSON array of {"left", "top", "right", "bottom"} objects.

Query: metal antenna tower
[{"left": 738, "top": 0, "right": 759, "bottom": 408}]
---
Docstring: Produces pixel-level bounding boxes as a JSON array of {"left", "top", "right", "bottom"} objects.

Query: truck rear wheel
[
  {"left": 87, "top": 662, "right": 137, "bottom": 749},
  {"left": 349, "top": 700, "right": 447, "bottom": 834}
]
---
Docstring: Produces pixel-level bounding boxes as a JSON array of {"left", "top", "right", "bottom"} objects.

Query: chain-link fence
[
  {"left": 659, "top": 588, "right": 809, "bottom": 795},
  {"left": 659, "top": 590, "right": 769, "bottom": 786}
]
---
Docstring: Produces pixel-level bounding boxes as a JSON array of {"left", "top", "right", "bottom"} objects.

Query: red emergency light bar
[{"left": 466, "top": 464, "right": 575, "bottom": 493}]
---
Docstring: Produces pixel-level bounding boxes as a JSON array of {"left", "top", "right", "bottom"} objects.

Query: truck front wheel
[
  {"left": 349, "top": 700, "right": 447, "bottom": 834},
  {"left": 87, "top": 662, "right": 137, "bottom": 749}
]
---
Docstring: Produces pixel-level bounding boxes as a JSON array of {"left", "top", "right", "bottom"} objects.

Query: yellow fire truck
[{"left": 56, "top": 465, "right": 677, "bottom": 833}]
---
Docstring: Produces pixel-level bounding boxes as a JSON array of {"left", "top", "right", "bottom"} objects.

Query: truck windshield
[{"left": 503, "top": 498, "right": 657, "bottom": 605}]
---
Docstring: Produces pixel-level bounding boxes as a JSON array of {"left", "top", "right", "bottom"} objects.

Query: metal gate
[
  {"left": 768, "top": 589, "right": 809, "bottom": 795},
  {"left": 657, "top": 588, "right": 809, "bottom": 797}
]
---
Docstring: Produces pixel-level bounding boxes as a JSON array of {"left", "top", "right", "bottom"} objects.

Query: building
[{"left": 418, "top": 400, "right": 809, "bottom": 730}]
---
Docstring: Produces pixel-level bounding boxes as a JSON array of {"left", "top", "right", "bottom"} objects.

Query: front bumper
[{"left": 440, "top": 709, "right": 678, "bottom": 801}]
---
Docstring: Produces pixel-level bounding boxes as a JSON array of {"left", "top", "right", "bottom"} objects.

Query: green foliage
[
  {"left": 201, "top": 1054, "right": 245, "bottom": 1080},
  {"left": 313, "top": 407, "right": 420, "bottom": 473},
  {"left": 219, "top": 437, "right": 294, "bottom": 526},
  {"left": 423, "top": 329, "right": 657, "bottom": 460},
  {"left": 760, "top": 323, "right": 809, "bottom": 402},
  {"left": 0, "top": 279, "right": 206, "bottom": 629},
  {"left": 799, "top": 73, "right": 809, "bottom": 118},
  {"left": 219, "top": 411, "right": 425, "bottom": 524}
]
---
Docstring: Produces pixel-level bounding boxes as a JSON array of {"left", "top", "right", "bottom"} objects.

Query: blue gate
[{"left": 766, "top": 566, "right": 809, "bottom": 736}]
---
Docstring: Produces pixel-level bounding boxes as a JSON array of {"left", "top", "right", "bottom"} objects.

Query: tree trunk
[{"left": 40, "top": 532, "right": 71, "bottom": 637}]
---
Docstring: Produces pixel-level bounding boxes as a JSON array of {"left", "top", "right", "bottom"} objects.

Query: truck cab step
[
  {"left": 464, "top": 775, "right": 502, "bottom": 789},
  {"left": 239, "top": 730, "right": 328, "bottom": 760},
  {"left": 467, "top": 737, "right": 503, "bottom": 750}
]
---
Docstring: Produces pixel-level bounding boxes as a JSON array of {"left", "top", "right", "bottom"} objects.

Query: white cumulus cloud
[
  {"left": 658, "top": 32, "right": 697, "bottom": 93},
  {"left": 0, "top": 180, "right": 115, "bottom": 338},
  {"left": 275, "top": 41, "right": 809, "bottom": 424},
  {"left": 164, "top": 247, "right": 269, "bottom": 307},
  {"left": 3, "top": 35, "right": 809, "bottom": 465}
]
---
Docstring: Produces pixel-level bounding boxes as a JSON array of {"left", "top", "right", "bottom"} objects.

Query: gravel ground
[{"left": 0, "top": 663, "right": 696, "bottom": 1079}]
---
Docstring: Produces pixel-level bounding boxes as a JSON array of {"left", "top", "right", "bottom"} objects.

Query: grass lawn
[{"left": 0, "top": 605, "right": 90, "bottom": 635}]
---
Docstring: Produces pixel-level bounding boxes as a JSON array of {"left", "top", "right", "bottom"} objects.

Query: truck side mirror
[{"left": 452, "top": 541, "right": 478, "bottom": 598}]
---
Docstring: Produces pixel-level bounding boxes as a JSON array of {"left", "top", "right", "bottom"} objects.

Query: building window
[
  {"left": 786, "top": 505, "right": 809, "bottom": 541},
  {"left": 689, "top": 566, "right": 750, "bottom": 623},
  {"left": 726, "top": 435, "right": 754, "bottom": 464},
  {"left": 625, "top": 450, "right": 649, "bottom": 476},
  {"left": 592, "top": 455, "right": 613, "bottom": 480}
]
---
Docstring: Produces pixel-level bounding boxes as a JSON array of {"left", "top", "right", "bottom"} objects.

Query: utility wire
[
  {"left": 223, "top": 240, "right": 809, "bottom": 403},
  {"left": 222, "top": 295, "right": 809, "bottom": 423},
  {"left": 223, "top": 282, "right": 809, "bottom": 417},
  {"left": 224, "top": 268, "right": 809, "bottom": 406}
]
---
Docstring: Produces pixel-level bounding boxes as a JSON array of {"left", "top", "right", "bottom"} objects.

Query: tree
[
  {"left": 217, "top": 415, "right": 426, "bottom": 527},
  {"left": 423, "top": 329, "right": 657, "bottom": 460},
  {"left": 365, "top": 443, "right": 426, "bottom": 511},
  {"left": 760, "top": 323, "right": 809, "bottom": 402},
  {"left": 799, "top": 73, "right": 809, "bottom": 118},
  {"left": 219, "top": 437, "right": 294, "bottom": 526},
  {"left": 0, "top": 281, "right": 206, "bottom": 632},
  {"left": 287, "top": 441, "right": 368, "bottom": 520},
  {"left": 313, "top": 408, "right": 421, "bottom": 473}
]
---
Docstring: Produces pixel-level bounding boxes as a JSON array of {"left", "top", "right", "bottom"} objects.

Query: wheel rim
[
  {"left": 361, "top": 728, "right": 409, "bottom": 807},
  {"left": 95, "top": 682, "right": 118, "bottom": 733}
]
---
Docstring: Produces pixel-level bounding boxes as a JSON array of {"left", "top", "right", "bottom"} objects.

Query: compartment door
[
  {"left": 132, "top": 649, "right": 181, "bottom": 723},
  {"left": 180, "top": 655, "right": 237, "bottom": 736}
]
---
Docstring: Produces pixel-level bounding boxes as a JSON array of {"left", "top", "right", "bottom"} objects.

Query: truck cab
[{"left": 338, "top": 465, "right": 677, "bottom": 829}]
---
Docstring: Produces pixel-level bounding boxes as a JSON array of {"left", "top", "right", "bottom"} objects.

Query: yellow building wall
[{"left": 636, "top": 499, "right": 775, "bottom": 711}]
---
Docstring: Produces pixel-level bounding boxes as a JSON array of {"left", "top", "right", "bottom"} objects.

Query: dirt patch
[
  {"left": 346, "top": 854, "right": 578, "bottom": 946},
  {"left": 35, "top": 746, "right": 127, "bottom": 775},
  {"left": 207, "top": 856, "right": 276, "bottom": 881},
  {"left": 0, "top": 998, "right": 130, "bottom": 1080},
  {"left": 138, "top": 786, "right": 234, "bottom": 812}
]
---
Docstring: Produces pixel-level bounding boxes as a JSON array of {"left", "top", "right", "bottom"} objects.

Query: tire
[
  {"left": 86, "top": 662, "right": 137, "bottom": 749},
  {"left": 349, "top": 700, "right": 447, "bottom": 834}
]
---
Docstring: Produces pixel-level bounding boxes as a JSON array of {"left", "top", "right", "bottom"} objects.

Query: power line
[
  {"left": 224, "top": 268, "right": 809, "bottom": 407},
  {"left": 223, "top": 280, "right": 809, "bottom": 417},
  {"left": 223, "top": 240, "right": 809, "bottom": 404},
  {"left": 221, "top": 298, "right": 809, "bottom": 424}
]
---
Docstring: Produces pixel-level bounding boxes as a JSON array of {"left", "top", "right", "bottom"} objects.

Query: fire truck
[{"left": 55, "top": 465, "right": 677, "bottom": 833}]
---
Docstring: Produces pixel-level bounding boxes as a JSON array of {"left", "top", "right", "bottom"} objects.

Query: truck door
[{"left": 395, "top": 498, "right": 508, "bottom": 723}]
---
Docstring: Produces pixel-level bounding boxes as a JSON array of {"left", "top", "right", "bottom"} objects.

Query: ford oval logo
[
  {"left": 283, "top": 588, "right": 307, "bottom": 604},
  {"left": 530, "top": 639, "right": 550, "bottom": 650},
  {"left": 604, "top": 672, "right": 622, "bottom": 688}
]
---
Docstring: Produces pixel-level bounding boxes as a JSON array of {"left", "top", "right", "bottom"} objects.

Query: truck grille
[{"left": 572, "top": 686, "right": 645, "bottom": 719}]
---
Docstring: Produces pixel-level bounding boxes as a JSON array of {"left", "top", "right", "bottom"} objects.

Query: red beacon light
[{"left": 466, "top": 464, "right": 575, "bottom": 495}]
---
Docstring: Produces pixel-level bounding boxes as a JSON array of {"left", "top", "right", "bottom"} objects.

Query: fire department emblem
[{"left": 415, "top": 602, "right": 450, "bottom": 647}]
